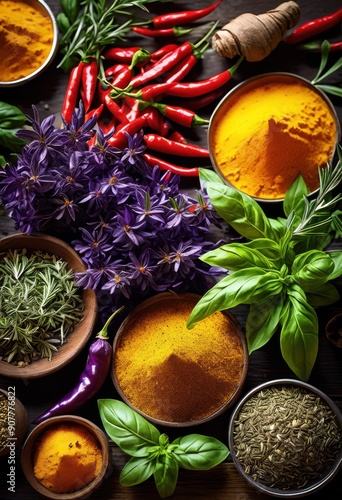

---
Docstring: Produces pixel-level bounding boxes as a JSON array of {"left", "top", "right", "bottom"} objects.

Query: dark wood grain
[{"left": 0, "top": 1, "right": 342, "bottom": 499}]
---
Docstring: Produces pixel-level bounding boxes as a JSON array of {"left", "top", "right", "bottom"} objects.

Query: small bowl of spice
[
  {"left": 112, "top": 292, "right": 248, "bottom": 427},
  {"left": 208, "top": 72, "right": 340, "bottom": 202},
  {"left": 0, "top": 0, "right": 59, "bottom": 87},
  {"left": 21, "top": 415, "right": 111, "bottom": 499},
  {"left": 228, "top": 379, "right": 342, "bottom": 498},
  {"left": 0, "top": 233, "right": 97, "bottom": 379},
  {"left": 0, "top": 388, "right": 28, "bottom": 458}
]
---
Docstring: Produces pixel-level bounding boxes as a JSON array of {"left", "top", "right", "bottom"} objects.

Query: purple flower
[
  {"left": 111, "top": 207, "right": 148, "bottom": 249},
  {"left": 102, "top": 267, "right": 132, "bottom": 298},
  {"left": 73, "top": 227, "right": 113, "bottom": 263},
  {"left": 131, "top": 190, "right": 165, "bottom": 225}
]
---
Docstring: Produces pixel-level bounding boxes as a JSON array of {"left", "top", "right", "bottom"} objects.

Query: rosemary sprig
[
  {"left": 58, "top": 0, "right": 168, "bottom": 71},
  {"left": 0, "top": 249, "right": 84, "bottom": 366},
  {"left": 311, "top": 40, "right": 342, "bottom": 97}
]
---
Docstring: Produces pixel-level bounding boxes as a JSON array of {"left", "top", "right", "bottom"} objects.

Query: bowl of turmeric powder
[
  {"left": 208, "top": 72, "right": 340, "bottom": 202},
  {"left": 111, "top": 292, "right": 248, "bottom": 427},
  {"left": 0, "top": 0, "right": 59, "bottom": 87},
  {"left": 21, "top": 415, "right": 112, "bottom": 499}
]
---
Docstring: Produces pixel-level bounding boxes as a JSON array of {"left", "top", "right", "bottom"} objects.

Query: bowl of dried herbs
[
  {"left": 0, "top": 233, "right": 97, "bottom": 379},
  {"left": 228, "top": 379, "right": 342, "bottom": 498}
]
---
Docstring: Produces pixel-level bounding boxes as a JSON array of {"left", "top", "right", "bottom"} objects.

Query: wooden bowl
[
  {"left": 0, "top": 388, "right": 29, "bottom": 457},
  {"left": 112, "top": 292, "right": 248, "bottom": 427},
  {"left": 21, "top": 415, "right": 111, "bottom": 499},
  {"left": 0, "top": 233, "right": 97, "bottom": 379}
]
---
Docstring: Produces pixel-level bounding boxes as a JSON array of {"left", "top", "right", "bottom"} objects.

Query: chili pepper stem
[{"left": 97, "top": 306, "right": 125, "bottom": 340}]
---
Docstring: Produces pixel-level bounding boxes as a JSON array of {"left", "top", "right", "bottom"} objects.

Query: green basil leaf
[
  {"left": 292, "top": 252, "right": 334, "bottom": 289},
  {"left": 283, "top": 174, "right": 308, "bottom": 219},
  {"left": 187, "top": 269, "right": 282, "bottom": 328},
  {"left": 0, "top": 102, "right": 26, "bottom": 129},
  {"left": 200, "top": 242, "right": 277, "bottom": 270},
  {"left": 172, "top": 434, "right": 229, "bottom": 470},
  {"left": 154, "top": 455, "right": 179, "bottom": 498},
  {"left": 306, "top": 282, "right": 340, "bottom": 307},
  {"left": 291, "top": 249, "right": 327, "bottom": 273},
  {"left": 206, "top": 183, "right": 279, "bottom": 240},
  {"left": 280, "top": 286, "right": 319, "bottom": 381},
  {"left": 244, "top": 238, "right": 283, "bottom": 264},
  {"left": 326, "top": 250, "right": 342, "bottom": 280},
  {"left": 0, "top": 129, "right": 26, "bottom": 152},
  {"left": 199, "top": 167, "right": 225, "bottom": 185},
  {"left": 246, "top": 295, "right": 285, "bottom": 353},
  {"left": 120, "top": 456, "right": 156, "bottom": 486},
  {"left": 98, "top": 399, "right": 160, "bottom": 456}
]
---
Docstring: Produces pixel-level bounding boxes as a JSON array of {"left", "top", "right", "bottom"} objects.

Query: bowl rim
[
  {"left": 208, "top": 71, "right": 341, "bottom": 204},
  {"left": 111, "top": 291, "right": 249, "bottom": 427},
  {"left": 228, "top": 378, "right": 342, "bottom": 498},
  {"left": 0, "top": 0, "right": 59, "bottom": 88},
  {"left": 20, "top": 414, "right": 110, "bottom": 499},
  {"left": 0, "top": 233, "right": 97, "bottom": 379}
]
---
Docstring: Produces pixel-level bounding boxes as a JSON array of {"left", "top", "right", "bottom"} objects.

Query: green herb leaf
[
  {"left": 246, "top": 295, "right": 285, "bottom": 353},
  {"left": 326, "top": 250, "right": 342, "bottom": 280},
  {"left": 0, "top": 102, "right": 26, "bottom": 152},
  {"left": 98, "top": 399, "right": 160, "bottom": 456},
  {"left": 305, "top": 282, "right": 340, "bottom": 307},
  {"left": 200, "top": 242, "right": 278, "bottom": 271},
  {"left": 280, "top": 286, "right": 319, "bottom": 381},
  {"left": 243, "top": 238, "right": 283, "bottom": 265},
  {"left": 154, "top": 455, "right": 179, "bottom": 498},
  {"left": 199, "top": 167, "right": 225, "bottom": 186},
  {"left": 120, "top": 456, "right": 156, "bottom": 486},
  {"left": 283, "top": 174, "right": 308, "bottom": 220},
  {"left": 206, "top": 183, "right": 280, "bottom": 240},
  {"left": 187, "top": 269, "right": 283, "bottom": 328},
  {"left": 172, "top": 434, "right": 229, "bottom": 470},
  {"left": 291, "top": 250, "right": 334, "bottom": 289}
]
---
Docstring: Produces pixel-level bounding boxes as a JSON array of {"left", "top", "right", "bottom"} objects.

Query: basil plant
[
  {"left": 187, "top": 154, "right": 342, "bottom": 381},
  {"left": 98, "top": 399, "right": 229, "bottom": 498}
]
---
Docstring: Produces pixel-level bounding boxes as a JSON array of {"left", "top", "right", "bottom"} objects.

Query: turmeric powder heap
[
  {"left": 210, "top": 74, "right": 338, "bottom": 200},
  {"left": 0, "top": 0, "right": 54, "bottom": 82},
  {"left": 114, "top": 295, "right": 246, "bottom": 423},
  {"left": 33, "top": 422, "right": 103, "bottom": 493}
]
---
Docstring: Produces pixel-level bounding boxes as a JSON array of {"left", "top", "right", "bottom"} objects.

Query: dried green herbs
[
  {"left": 0, "top": 248, "right": 84, "bottom": 366},
  {"left": 232, "top": 385, "right": 342, "bottom": 490}
]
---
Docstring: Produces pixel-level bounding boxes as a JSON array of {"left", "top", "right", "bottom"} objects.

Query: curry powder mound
[{"left": 114, "top": 296, "right": 245, "bottom": 423}]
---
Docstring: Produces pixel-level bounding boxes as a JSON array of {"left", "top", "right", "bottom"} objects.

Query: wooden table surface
[{"left": 1, "top": 1, "right": 342, "bottom": 498}]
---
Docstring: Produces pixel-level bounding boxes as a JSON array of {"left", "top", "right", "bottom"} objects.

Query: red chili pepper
[
  {"left": 144, "top": 134, "right": 210, "bottom": 157},
  {"left": 150, "top": 44, "right": 179, "bottom": 62},
  {"left": 164, "top": 53, "right": 198, "bottom": 83},
  {"left": 151, "top": 102, "right": 209, "bottom": 128},
  {"left": 146, "top": 107, "right": 172, "bottom": 136},
  {"left": 300, "top": 40, "right": 342, "bottom": 52},
  {"left": 103, "top": 46, "right": 142, "bottom": 63},
  {"left": 152, "top": 0, "right": 222, "bottom": 29},
  {"left": 134, "top": 82, "right": 175, "bottom": 101},
  {"left": 107, "top": 112, "right": 150, "bottom": 148},
  {"left": 131, "top": 26, "right": 193, "bottom": 38},
  {"left": 166, "top": 56, "right": 243, "bottom": 97},
  {"left": 284, "top": 7, "right": 342, "bottom": 44},
  {"left": 104, "top": 94, "right": 128, "bottom": 124},
  {"left": 81, "top": 59, "right": 98, "bottom": 112},
  {"left": 85, "top": 103, "right": 104, "bottom": 123},
  {"left": 62, "top": 61, "right": 86, "bottom": 124},
  {"left": 98, "top": 116, "right": 117, "bottom": 135},
  {"left": 144, "top": 153, "right": 199, "bottom": 177},
  {"left": 128, "top": 48, "right": 151, "bottom": 69},
  {"left": 168, "top": 130, "right": 188, "bottom": 144},
  {"left": 111, "top": 66, "right": 133, "bottom": 90},
  {"left": 121, "top": 96, "right": 141, "bottom": 121},
  {"left": 105, "top": 63, "right": 129, "bottom": 78}
]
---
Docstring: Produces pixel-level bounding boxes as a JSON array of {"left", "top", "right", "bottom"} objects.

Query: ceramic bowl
[
  {"left": 228, "top": 379, "right": 342, "bottom": 498},
  {"left": 0, "top": 233, "right": 97, "bottom": 379},
  {"left": 21, "top": 415, "right": 111, "bottom": 500},
  {"left": 111, "top": 292, "right": 248, "bottom": 427},
  {"left": 0, "top": 388, "right": 29, "bottom": 457},
  {"left": 0, "top": 0, "right": 59, "bottom": 88},
  {"left": 208, "top": 72, "right": 340, "bottom": 203}
]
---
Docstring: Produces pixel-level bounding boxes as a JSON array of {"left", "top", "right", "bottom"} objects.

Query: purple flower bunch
[{"left": 0, "top": 104, "right": 221, "bottom": 315}]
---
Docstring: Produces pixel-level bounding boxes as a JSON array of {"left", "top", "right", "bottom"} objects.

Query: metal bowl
[
  {"left": 208, "top": 72, "right": 341, "bottom": 203},
  {"left": 0, "top": 0, "right": 59, "bottom": 88},
  {"left": 228, "top": 379, "right": 342, "bottom": 498}
]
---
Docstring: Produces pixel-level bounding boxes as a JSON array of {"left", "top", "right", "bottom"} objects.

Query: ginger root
[{"left": 212, "top": 1, "right": 300, "bottom": 62}]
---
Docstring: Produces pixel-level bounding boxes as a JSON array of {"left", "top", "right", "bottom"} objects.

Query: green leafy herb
[
  {"left": 0, "top": 249, "right": 84, "bottom": 365},
  {"left": 0, "top": 101, "right": 26, "bottom": 153},
  {"left": 187, "top": 157, "right": 342, "bottom": 381},
  {"left": 311, "top": 40, "right": 342, "bottom": 97},
  {"left": 98, "top": 399, "right": 229, "bottom": 498}
]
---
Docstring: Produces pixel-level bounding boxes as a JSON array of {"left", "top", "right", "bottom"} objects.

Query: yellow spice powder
[
  {"left": 33, "top": 423, "right": 102, "bottom": 493},
  {"left": 0, "top": 0, "right": 53, "bottom": 82},
  {"left": 211, "top": 76, "right": 337, "bottom": 199},
  {"left": 114, "top": 297, "right": 245, "bottom": 422}
]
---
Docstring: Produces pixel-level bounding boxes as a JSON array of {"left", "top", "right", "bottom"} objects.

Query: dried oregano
[{"left": 0, "top": 248, "right": 84, "bottom": 366}]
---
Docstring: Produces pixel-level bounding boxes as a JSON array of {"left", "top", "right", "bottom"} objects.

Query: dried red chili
[
  {"left": 144, "top": 153, "right": 199, "bottom": 177},
  {"left": 81, "top": 59, "right": 98, "bottom": 112},
  {"left": 151, "top": 0, "right": 222, "bottom": 29},
  {"left": 164, "top": 53, "right": 199, "bottom": 83},
  {"left": 151, "top": 102, "right": 209, "bottom": 127},
  {"left": 285, "top": 7, "right": 342, "bottom": 44},
  {"left": 150, "top": 44, "right": 179, "bottom": 62},
  {"left": 104, "top": 94, "right": 129, "bottom": 124},
  {"left": 62, "top": 61, "right": 86, "bottom": 124},
  {"left": 144, "top": 134, "right": 210, "bottom": 157},
  {"left": 103, "top": 46, "right": 142, "bottom": 63}
]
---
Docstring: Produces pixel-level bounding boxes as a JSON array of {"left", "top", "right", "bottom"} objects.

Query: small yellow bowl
[
  {"left": 0, "top": 0, "right": 59, "bottom": 87},
  {"left": 208, "top": 73, "right": 340, "bottom": 203}
]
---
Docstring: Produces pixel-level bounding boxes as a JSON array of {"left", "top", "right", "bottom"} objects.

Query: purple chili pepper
[{"left": 33, "top": 306, "right": 125, "bottom": 424}]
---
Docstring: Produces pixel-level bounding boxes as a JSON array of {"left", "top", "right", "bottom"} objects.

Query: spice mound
[
  {"left": 210, "top": 74, "right": 338, "bottom": 200},
  {"left": 232, "top": 385, "right": 342, "bottom": 490},
  {"left": 0, "top": 0, "right": 54, "bottom": 82},
  {"left": 113, "top": 295, "right": 246, "bottom": 423},
  {"left": 33, "top": 422, "right": 103, "bottom": 493}
]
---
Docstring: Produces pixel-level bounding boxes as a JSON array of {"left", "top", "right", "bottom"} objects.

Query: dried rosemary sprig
[{"left": 0, "top": 249, "right": 84, "bottom": 366}]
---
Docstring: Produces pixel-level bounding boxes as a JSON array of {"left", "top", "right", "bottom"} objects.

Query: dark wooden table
[{"left": 1, "top": 1, "right": 342, "bottom": 498}]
